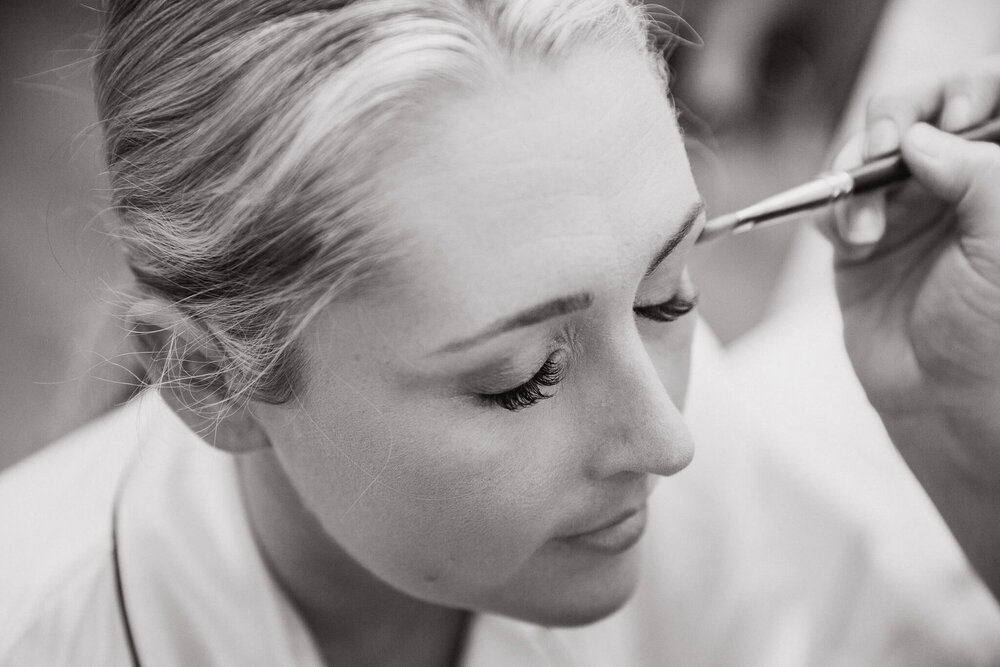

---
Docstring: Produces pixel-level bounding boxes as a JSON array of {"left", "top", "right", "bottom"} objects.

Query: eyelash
[
  {"left": 633, "top": 293, "right": 698, "bottom": 323},
  {"left": 482, "top": 294, "right": 698, "bottom": 412},
  {"left": 483, "top": 354, "right": 565, "bottom": 412}
]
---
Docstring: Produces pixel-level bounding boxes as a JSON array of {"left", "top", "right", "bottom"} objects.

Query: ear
[{"left": 128, "top": 297, "right": 272, "bottom": 454}]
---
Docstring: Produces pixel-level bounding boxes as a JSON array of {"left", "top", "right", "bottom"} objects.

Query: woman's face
[{"left": 255, "top": 48, "right": 704, "bottom": 626}]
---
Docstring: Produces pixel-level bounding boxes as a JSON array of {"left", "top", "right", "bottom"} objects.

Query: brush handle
[
  {"left": 697, "top": 116, "right": 1000, "bottom": 244},
  {"left": 850, "top": 116, "right": 1000, "bottom": 194}
]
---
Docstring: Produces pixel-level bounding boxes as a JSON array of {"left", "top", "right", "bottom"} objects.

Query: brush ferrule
[
  {"left": 732, "top": 217, "right": 755, "bottom": 234},
  {"left": 817, "top": 170, "right": 855, "bottom": 202}
]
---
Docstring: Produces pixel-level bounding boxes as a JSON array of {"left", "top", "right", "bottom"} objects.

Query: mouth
[{"left": 558, "top": 504, "right": 647, "bottom": 555}]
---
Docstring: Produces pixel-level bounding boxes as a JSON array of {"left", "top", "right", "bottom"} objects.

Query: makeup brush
[{"left": 697, "top": 116, "right": 1000, "bottom": 243}]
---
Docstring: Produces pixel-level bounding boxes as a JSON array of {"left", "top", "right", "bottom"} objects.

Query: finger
[
  {"left": 815, "top": 133, "right": 859, "bottom": 247},
  {"left": 865, "top": 57, "right": 1000, "bottom": 159},
  {"left": 902, "top": 123, "right": 1000, "bottom": 242},
  {"left": 864, "top": 76, "right": 945, "bottom": 159},
  {"left": 940, "top": 57, "right": 1000, "bottom": 133},
  {"left": 818, "top": 132, "right": 886, "bottom": 254},
  {"left": 840, "top": 193, "right": 887, "bottom": 251},
  {"left": 831, "top": 130, "right": 865, "bottom": 172},
  {"left": 829, "top": 192, "right": 886, "bottom": 265}
]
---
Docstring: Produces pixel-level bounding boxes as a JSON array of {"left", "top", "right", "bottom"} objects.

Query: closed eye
[
  {"left": 633, "top": 294, "right": 698, "bottom": 323},
  {"left": 480, "top": 351, "right": 565, "bottom": 411}
]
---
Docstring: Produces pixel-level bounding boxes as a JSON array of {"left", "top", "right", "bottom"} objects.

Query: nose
[{"left": 581, "top": 330, "right": 695, "bottom": 480}]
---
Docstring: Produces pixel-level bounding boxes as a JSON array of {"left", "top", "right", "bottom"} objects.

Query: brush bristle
[{"left": 697, "top": 213, "right": 740, "bottom": 243}]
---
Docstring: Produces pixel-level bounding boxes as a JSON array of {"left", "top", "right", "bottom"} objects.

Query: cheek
[{"left": 270, "top": 385, "right": 578, "bottom": 599}]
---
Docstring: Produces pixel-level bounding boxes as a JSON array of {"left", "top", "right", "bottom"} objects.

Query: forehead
[{"left": 366, "top": 48, "right": 696, "bottom": 353}]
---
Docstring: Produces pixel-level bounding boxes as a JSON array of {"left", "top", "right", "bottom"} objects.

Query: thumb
[{"left": 901, "top": 123, "right": 1000, "bottom": 241}]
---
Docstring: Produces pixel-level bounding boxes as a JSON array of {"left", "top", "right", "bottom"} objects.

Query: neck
[{"left": 236, "top": 450, "right": 469, "bottom": 667}]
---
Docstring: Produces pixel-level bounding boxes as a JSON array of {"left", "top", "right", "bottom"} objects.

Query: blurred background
[
  {"left": 1, "top": 0, "right": 998, "bottom": 471},
  {"left": 2, "top": 0, "right": 128, "bottom": 470}
]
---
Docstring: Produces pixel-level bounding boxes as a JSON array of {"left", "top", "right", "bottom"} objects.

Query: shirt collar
[{"left": 116, "top": 393, "right": 326, "bottom": 666}]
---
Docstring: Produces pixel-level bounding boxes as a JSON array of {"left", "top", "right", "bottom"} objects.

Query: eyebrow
[
  {"left": 432, "top": 199, "right": 704, "bottom": 356},
  {"left": 433, "top": 292, "right": 594, "bottom": 355},
  {"left": 644, "top": 199, "right": 705, "bottom": 277}
]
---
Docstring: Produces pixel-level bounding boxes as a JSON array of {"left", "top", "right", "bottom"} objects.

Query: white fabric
[{"left": 2, "top": 314, "right": 1000, "bottom": 665}]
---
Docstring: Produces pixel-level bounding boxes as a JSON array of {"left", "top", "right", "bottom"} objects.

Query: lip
[{"left": 559, "top": 504, "right": 647, "bottom": 555}]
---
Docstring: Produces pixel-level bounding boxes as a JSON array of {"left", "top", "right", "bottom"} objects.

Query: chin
[
  {"left": 531, "top": 584, "right": 637, "bottom": 627},
  {"left": 486, "top": 546, "right": 643, "bottom": 628}
]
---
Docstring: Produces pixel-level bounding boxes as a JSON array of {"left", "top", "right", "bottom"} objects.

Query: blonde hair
[{"left": 95, "top": 0, "right": 671, "bottom": 411}]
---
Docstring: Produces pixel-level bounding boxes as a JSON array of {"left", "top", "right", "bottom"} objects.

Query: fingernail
[
  {"left": 907, "top": 123, "right": 943, "bottom": 159},
  {"left": 941, "top": 94, "right": 972, "bottom": 131},
  {"left": 846, "top": 202, "right": 884, "bottom": 245},
  {"left": 866, "top": 118, "right": 900, "bottom": 158}
]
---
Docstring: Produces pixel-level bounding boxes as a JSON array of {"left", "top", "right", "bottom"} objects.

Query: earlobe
[
  {"left": 159, "top": 388, "right": 273, "bottom": 453},
  {"left": 127, "top": 296, "right": 272, "bottom": 453}
]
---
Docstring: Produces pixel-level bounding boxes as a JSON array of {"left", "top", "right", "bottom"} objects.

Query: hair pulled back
[{"left": 94, "top": 0, "right": 668, "bottom": 411}]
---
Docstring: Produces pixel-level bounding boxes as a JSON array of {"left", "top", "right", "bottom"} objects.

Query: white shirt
[{"left": 3, "top": 312, "right": 1000, "bottom": 666}]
